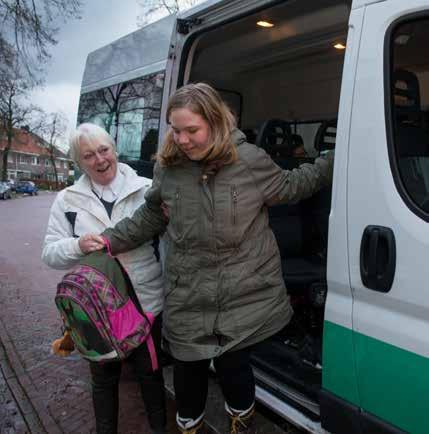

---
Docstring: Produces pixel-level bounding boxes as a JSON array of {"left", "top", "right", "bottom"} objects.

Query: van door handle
[{"left": 360, "top": 225, "right": 396, "bottom": 293}]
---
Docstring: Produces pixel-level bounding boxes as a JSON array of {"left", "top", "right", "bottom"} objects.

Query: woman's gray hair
[{"left": 69, "top": 123, "right": 116, "bottom": 166}]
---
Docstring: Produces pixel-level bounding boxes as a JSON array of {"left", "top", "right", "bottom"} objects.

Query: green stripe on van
[
  {"left": 322, "top": 320, "right": 360, "bottom": 404},
  {"left": 323, "top": 320, "right": 429, "bottom": 433},
  {"left": 354, "top": 330, "right": 429, "bottom": 434}
]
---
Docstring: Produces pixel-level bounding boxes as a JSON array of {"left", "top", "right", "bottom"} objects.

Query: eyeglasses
[{"left": 81, "top": 146, "right": 114, "bottom": 163}]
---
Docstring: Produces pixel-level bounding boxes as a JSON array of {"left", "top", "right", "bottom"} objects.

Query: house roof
[{"left": 0, "top": 128, "right": 70, "bottom": 159}]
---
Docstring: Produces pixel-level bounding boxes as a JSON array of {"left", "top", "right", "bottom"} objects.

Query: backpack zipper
[{"left": 77, "top": 265, "right": 127, "bottom": 304}]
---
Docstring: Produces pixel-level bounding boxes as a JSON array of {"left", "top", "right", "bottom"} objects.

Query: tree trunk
[
  {"left": 1, "top": 148, "right": 9, "bottom": 181},
  {"left": 1, "top": 131, "right": 13, "bottom": 181},
  {"left": 50, "top": 154, "right": 58, "bottom": 189}
]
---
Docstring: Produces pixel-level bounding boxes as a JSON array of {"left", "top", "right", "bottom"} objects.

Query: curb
[{"left": 0, "top": 317, "right": 62, "bottom": 434}]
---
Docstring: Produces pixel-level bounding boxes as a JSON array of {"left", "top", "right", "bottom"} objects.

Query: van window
[
  {"left": 77, "top": 72, "right": 165, "bottom": 162},
  {"left": 389, "top": 16, "right": 429, "bottom": 214}
]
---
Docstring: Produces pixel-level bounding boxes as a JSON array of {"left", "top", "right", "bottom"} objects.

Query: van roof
[
  {"left": 177, "top": 0, "right": 228, "bottom": 19},
  {"left": 178, "top": 0, "right": 386, "bottom": 18},
  {"left": 80, "top": 13, "right": 176, "bottom": 94},
  {"left": 352, "top": 0, "right": 386, "bottom": 8}
]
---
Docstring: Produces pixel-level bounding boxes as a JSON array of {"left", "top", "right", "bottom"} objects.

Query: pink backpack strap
[
  {"left": 146, "top": 335, "right": 159, "bottom": 371},
  {"left": 102, "top": 236, "right": 113, "bottom": 257},
  {"left": 145, "top": 312, "right": 158, "bottom": 371}
]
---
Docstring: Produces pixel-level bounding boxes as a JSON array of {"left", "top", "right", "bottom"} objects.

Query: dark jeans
[
  {"left": 89, "top": 314, "right": 166, "bottom": 434},
  {"left": 173, "top": 347, "right": 255, "bottom": 420}
]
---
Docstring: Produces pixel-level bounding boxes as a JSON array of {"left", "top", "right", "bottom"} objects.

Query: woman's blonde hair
[{"left": 158, "top": 83, "right": 238, "bottom": 167}]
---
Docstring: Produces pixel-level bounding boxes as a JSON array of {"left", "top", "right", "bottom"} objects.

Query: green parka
[{"left": 104, "top": 130, "right": 334, "bottom": 361}]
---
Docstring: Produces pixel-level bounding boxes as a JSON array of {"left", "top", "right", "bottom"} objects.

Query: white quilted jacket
[{"left": 41, "top": 163, "right": 164, "bottom": 316}]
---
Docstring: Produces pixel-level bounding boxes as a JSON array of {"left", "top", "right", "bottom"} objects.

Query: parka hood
[{"left": 231, "top": 128, "right": 247, "bottom": 147}]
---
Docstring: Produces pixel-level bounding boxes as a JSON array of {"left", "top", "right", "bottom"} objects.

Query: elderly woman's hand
[{"left": 78, "top": 234, "right": 106, "bottom": 254}]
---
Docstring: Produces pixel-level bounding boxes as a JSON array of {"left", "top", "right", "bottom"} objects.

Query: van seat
[
  {"left": 269, "top": 158, "right": 331, "bottom": 292},
  {"left": 255, "top": 119, "right": 294, "bottom": 158},
  {"left": 395, "top": 124, "right": 429, "bottom": 209}
]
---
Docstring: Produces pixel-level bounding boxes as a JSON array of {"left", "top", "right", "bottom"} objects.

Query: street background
[{"left": 0, "top": 192, "right": 295, "bottom": 434}]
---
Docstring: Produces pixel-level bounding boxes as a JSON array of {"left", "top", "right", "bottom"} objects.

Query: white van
[{"left": 78, "top": 1, "right": 429, "bottom": 433}]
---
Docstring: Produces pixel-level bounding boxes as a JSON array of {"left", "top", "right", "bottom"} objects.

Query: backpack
[{"left": 55, "top": 251, "right": 158, "bottom": 369}]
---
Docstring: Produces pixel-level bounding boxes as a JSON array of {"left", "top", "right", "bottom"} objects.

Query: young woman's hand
[{"left": 78, "top": 234, "right": 106, "bottom": 253}]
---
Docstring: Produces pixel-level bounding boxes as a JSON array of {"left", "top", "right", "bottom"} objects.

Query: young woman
[
  {"left": 42, "top": 123, "right": 166, "bottom": 434},
  {"left": 86, "top": 83, "right": 334, "bottom": 434}
]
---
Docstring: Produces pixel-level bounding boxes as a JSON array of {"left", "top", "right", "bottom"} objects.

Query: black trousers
[
  {"left": 173, "top": 347, "right": 255, "bottom": 420},
  {"left": 89, "top": 314, "right": 166, "bottom": 434}
]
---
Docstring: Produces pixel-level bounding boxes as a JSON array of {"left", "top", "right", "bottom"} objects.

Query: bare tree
[
  {"left": 0, "top": 61, "right": 43, "bottom": 181},
  {"left": 137, "top": 0, "right": 201, "bottom": 26},
  {"left": 37, "top": 111, "right": 67, "bottom": 189},
  {"left": 0, "top": 0, "right": 82, "bottom": 80}
]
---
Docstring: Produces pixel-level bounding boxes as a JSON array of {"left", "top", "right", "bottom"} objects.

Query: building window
[
  {"left": 7, "top": 153, "right": 13, "bottom": 163},
  {"left": 31, "top": 156, "right": 39, "bottom": 165},
  {"left": 19, "top": 154, "right": 27, "bottom": 164},
  {"left": 45, "top": 159, "right": 50, "bottom": 167},
  {"left": 388, "top": 16, "right": 429, "bottom": 216},
  {"left": 55, "top": 160, "right": 61, "bottom": 168}
]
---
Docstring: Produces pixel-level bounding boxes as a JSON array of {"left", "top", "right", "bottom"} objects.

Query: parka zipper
[
  {"left": 231, "top": 185, "right": 238, "bottom": 225},
  {"left": 175, "top": 187, "right": 182, "bottom": 236}
]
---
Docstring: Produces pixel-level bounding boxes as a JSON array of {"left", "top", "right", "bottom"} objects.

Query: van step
[{"left": 251, "top": 339, "right": 321, "bottom": 402}]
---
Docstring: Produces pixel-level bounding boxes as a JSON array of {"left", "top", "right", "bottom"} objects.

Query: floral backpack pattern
[{"left": 55, "top": 251, "right": 158, "bottom": 369}]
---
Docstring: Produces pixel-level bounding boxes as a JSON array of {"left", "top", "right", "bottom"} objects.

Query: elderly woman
[{"left": 41, "top": 123, "right": 166, "bottom": 434}]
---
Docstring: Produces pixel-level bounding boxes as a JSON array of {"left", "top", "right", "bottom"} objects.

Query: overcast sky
[{"left": 30, "top": 0, "right": 145, "bottom": 146}]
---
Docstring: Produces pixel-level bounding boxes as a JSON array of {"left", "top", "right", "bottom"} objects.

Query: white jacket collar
[
  {"left": 68, "top": 163, "right": 148, "bottom": 201},
  {"left": 65, "top": 163, "right": 151, "bottom": 226},
  {"left": 91, "top": 169, "right": 124, "bottom": 202}
]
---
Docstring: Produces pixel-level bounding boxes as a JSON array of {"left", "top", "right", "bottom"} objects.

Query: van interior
[{"left": 183, "top": 0, "right": 429, "bottom": 419}]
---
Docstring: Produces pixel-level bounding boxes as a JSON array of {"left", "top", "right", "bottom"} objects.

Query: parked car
[
  {"left": 16, "top": 181, "right": 38, "bottom": 196},
  {"left": 0, "top": 181, "right": 13, "bottom": 199},
  {"left": 6, "top": 179, "right": 16, "bottom": 192}
]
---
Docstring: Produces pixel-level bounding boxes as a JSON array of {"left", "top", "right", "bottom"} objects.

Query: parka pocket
[{"left": 230, "top": 185, "right": 238, "bottom": 225}]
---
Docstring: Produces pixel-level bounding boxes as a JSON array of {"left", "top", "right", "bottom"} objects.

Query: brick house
[{"left": 0, "top": 128, "right": 73, "bottom": 182}]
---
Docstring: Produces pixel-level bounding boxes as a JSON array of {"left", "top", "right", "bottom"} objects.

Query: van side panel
[{"left": 348, "top": 1, "right": 429, "bottom": 433}]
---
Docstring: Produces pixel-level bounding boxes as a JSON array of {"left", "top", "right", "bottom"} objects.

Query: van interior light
[
  {"left": 334, "top": 43, "right": 346, "bottom": 50},
  {"left": 257, "top": 20, "right": 274, "bottom": 28}
]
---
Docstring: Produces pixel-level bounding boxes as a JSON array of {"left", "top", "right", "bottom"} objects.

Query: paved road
[{"left": 0, "top": 192, "right": 295, "bottom": 434}]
